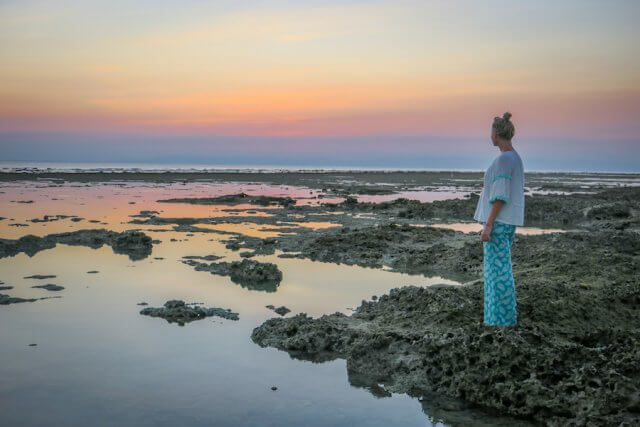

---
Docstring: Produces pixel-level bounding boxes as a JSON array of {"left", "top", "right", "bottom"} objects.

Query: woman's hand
[{"left": 481, "top": 224, "right": 492, "bottom": 242}]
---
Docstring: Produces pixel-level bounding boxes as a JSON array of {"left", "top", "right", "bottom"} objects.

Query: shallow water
[
  {"left": 1, "top": 180, "right": 495, "bottom": 427},
  {"left": 429, "top": 222, "right": 568, "bottom": 235}
]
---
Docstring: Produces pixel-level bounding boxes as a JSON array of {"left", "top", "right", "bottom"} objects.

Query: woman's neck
[{"left": 498, "top": 140, "right": 514, "bottom": 152}]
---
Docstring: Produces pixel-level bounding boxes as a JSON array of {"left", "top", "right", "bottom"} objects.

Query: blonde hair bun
[{"left": 492, "top": 112, "right": 515, "bottom": 140}]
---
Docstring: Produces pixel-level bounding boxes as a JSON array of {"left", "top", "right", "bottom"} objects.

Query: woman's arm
[{"left": 481, "top": 200, "right": 505, "bottom": 242}]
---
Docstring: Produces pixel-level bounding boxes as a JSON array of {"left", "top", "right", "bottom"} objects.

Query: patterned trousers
[{"left": 483, "top": 221, "right": 517, "bottom": 326}]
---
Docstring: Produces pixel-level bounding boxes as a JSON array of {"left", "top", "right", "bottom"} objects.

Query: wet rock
[
  {"left": 182, "top": 254, "right": 223, "bottom": 261},
  {"left": 140, "top": 300, "right": 239, "bottom": 325},
  {"left": 297, "top": 223, "right": 475, "bottom": 280},
  {"left": 137, "top": 302, "right": 148, "bottom": 306},
  {"left": 183, "top": 258, "right": 283, "bottom": 292},
  {"left": 0, "top": 286, "right": 13, "bottom": 290},
  {"left": 158, "top": 193, "right": 296, "bottom": 207},
  {"left": 0, "top": 293, "right": 37, "bottom": 305},
  {"left": 24, "top": 274, "right": 57, "bottom": 280},
  {"left": 266, "top": 305, "right": 291, "bottom": 316},
  {"left": 29, "top": 215, "right": 76, "bottom": 223},
  {"left": 0, "top": 229, "right": 154, "bottom": 261},
  {"left": 112, "top": 231, "right": 153, "bottom": 260},
  {"left": 586, "top": 202, "right": 632, "bottom": 220},
  {"left": 31, "top": 284, "right": 64, "bottom": 291},
  {"left": 130, "top": 210, "right": 160, "bottom": 218}
]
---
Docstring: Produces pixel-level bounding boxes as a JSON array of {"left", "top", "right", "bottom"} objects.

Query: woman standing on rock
[{"left": 473, "top": 112, "right": 525, "bottom": 327}]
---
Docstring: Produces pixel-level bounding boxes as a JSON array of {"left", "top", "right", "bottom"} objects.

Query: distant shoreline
[
  {"left": 1, "top": 168, "right": 639, "bottom": 176},
  {"left": 1, "top": 162, "right": 639, "bottom": 175}
]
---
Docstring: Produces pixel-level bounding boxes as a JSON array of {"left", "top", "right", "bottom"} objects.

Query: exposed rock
[
  {"left": 24, "top": 274, "right": 57, "bottom": 280},
  {"left": 140, "top": 300, "right": 239, "bottom": 325},
  {"left": 29, "top": 215, "right": 76, "bottom": 223},
  {"left": 158, "top": 192, "right": 296, "bottom": 207},
  {"left": 31, "top": 284, "right": 64, "bottom": 291},
  {"left": 0, "top": 293, "right": 37, "bottom": 305},
  {"left": 183, "top": 258, "right": 283, "bottom": 292},
  {"left": 130, "top": 210, "right": 160, "bottom": 218},
  {"left": 266, "top": 304, "right": 291, "bottom": 316},
  {"left": 0, "top": 229, "right": 153, "bottom": 261},
  {"left": 86, "top": 270, "right": 99, "bottom": 274},
  {"left": 182, "top": 254, "right": 223, "bottom": 261},
  {"left": 0, "top": 286, "right": 14, "bottom": 290}
]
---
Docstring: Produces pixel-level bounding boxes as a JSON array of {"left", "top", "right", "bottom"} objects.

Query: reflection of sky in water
[{"left": 0, "top": 181, "right": 481, "bottom": 426}]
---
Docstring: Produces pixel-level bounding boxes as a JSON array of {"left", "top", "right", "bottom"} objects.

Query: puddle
[{"left": 429, "top": 222, "right": 567, "bottom": 235}]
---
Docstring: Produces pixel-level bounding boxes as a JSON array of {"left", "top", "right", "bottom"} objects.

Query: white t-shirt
[{"left": 473, "top": 150, "right": 525, "bottom": 226}]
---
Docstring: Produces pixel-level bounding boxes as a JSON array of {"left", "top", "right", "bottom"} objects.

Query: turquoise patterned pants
[{"left": 483, "top": 221, "right": 517, "bottom": 326}]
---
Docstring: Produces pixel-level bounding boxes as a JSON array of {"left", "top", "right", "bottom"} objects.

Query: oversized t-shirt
[{"left": 473, "top": 150, "right": 525, "bottom": 226}]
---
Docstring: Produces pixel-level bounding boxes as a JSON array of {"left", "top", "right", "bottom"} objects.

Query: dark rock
[
  {"left": 32, "top": 284, "right": 64, "bottom": 291},
  {"left": 24, "top": 274, "right": 57, "bottom": 280},
  {"left": 266, "top": 305, "right": 291, "bottom": 316},
  {"left": 0, "top": 293, "right": 37, "bottom": 305},
  {"left": 183, "top": 258, "right": 282, "bottom": 292},
  {"left": 182, "top": 254, "right": 223, "bottom": 261},
  {"left": 140, "top": 300, "right": 239, "bottom": 325},
  {"left": 130, "top": 210, "right": 159, "bottom": 218},
  {"left": 0, "top": 229, "right": 154, "bottom": 261},
  {"left": 158, "top": 193, "right": 296, "bottom": 207},
  {"left": 30, "top": 215, "right": 76, "bottom": 223}
]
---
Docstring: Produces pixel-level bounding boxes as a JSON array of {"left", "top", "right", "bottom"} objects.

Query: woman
[{"left": 473, "top": 112, "right": 525, "bottom": 327}]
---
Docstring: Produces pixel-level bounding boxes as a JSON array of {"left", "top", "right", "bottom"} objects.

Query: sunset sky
[{"left": 1, "top": 0, "right": 639, "bottom": 171}]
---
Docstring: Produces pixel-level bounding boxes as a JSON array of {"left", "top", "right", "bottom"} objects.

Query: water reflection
[{"left": 1, "top": 180, "right": 523, "bottom": 426}]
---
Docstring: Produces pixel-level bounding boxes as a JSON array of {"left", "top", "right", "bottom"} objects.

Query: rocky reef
[
  {"left": 183, "top": 258, "right": 283, "bottom": 292},
  {"left": 252, "top": 227, "right": 640, "bottom": 426},
  {"left": 266, "top": 304, "right": 291, "bottom": 316},
  {"left": 0, "top": 293, "right": 37, "bottom": 305},
  {"left": 158, "top": 192, "right": 296, "bottom": 207},
  {"left": 31, "top": 284, "right": 64, "bottom": 291},
  {"left": 140, "top": 300, "right": 239, "bottom": 325},
  {"left": 0, "top": 229, "right": 154, "bottom": 261}
]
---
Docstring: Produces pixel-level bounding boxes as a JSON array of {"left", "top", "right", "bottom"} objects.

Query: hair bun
[{"left": 502, "top": 112, "right": 512, "bottom": 121}]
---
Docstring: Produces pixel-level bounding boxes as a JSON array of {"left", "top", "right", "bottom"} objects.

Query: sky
[{"left": 1, "top": 0, "right": 639, "bottom": 171}]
